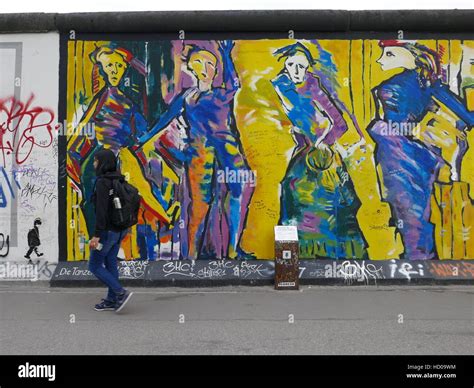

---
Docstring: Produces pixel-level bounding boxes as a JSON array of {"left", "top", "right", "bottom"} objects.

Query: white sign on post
[{"left": 274, "top": 226, "right": 298, "bottom": 242}]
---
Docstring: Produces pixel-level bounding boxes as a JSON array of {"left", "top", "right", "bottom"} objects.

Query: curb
[
  {"left": 0, "top": 280, "right": 52, "bottom": 287},
  {"left": 49, "top": 259, "right": 474, "bottom": 287}
]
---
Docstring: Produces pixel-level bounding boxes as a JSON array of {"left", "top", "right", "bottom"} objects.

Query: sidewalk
[{"left": 0, "top": 283, "right": 472, "bottom": 355}]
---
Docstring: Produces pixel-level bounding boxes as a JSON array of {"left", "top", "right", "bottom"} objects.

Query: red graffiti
[
  {"left": 0, "top": 95, "right": 55, "bottom": 167},
  {"left": 429, "top": 262, "right": 474, "bottom": 278}
]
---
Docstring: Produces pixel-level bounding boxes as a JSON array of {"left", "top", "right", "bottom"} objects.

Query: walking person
[
  {"left": 25, "top": 218, "right": 44, "bottom": 263},
  {"left": 89, "top": 149, "right": 133, "bottom": 312}
]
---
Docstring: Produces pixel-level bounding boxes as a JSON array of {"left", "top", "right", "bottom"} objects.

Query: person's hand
[{"left": 89, "top": 237, "right": 100, "bottom": 250}]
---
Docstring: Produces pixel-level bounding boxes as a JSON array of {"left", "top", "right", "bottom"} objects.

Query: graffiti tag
[
  {"left": 0, "top": 233, "right": 10, "bottom": 257},
  {"left": 237, "top": 261, "right": 270, "bottom": 278},
  {"left": 324, "top": 260, "right": 385, "bottom": 284},
  {"left": 20, "top": 182, "right": 57, "bottom": 208},
  {"left": 119, "top": 261, "right": 148, "bottom": 279},
  {"left": 428, "top": 262, "right": 474, "bottom": 279},
  {"left": 389, "top": 260, "right": 425, "bottom": 281},
  {"left": 0, "top": 95, "right": 55, "bottom": 167},
  {"left": 162, "top": 260, "right": 236, "bottom": 279}
]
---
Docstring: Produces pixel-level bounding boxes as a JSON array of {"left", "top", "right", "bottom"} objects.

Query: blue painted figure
[
  {"left": 139, "top": 40, "right": 255, "bottom": 260},
  {"left": 369, "top": 40, "right": 474, "bottom": 260}
]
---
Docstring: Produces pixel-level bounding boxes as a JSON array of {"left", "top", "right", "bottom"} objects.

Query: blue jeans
[{"left": 89, "top": 230, "right": 127, "bottom": 303}]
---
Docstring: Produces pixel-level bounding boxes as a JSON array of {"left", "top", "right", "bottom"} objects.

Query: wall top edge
[{"left": 0, "top": 10, "right": 473, "bottom": 33}]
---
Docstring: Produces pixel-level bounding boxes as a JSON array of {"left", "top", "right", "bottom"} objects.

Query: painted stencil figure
[
  {"left": 369, "top": 40, "right": 474, "bottom": 260},
  {"left": 271, "top": 43, "right": 368, "bottom": 259},
  {"left": 68, "top": 46, "right": 171, "bottom": 240},
  {"left": 25, "top": 218, "right": 43, "bottom": 263},
  {"left": 139, "top": 40, "right": 254, "bottom": 260}
]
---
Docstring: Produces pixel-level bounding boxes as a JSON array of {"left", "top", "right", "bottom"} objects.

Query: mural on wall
[
  {"left": 63, "top": 37, "right": 474, "bottom": 261},
  {"left": 0, "top": 33, "right": 59, "bottom": 263}
]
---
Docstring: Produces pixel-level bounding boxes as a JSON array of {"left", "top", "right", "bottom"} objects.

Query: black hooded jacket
[
  {"left": 91, "top": 149, "right": 126, "bottom": 237},
  {"left": 27, "top": 226, "right": 41, "bottom": 247}
]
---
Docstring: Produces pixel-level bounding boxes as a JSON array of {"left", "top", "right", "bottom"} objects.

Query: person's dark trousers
[
  {"left": 89, "top": 230, "right": 127, "bottom": 303},
  {"left": 25, "top": 247, "right": 42, "bottom": 258}
]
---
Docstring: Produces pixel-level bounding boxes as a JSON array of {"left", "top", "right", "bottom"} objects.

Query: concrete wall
[
  {"left": 0, "top": 11, "right": 473, "bottom": 263},
  {"left": 0, "top": 33, "right": 59, "bottom": 263}
]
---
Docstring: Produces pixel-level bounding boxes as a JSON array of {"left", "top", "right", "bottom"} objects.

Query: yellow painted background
[{"left": 66, "top": 39, "right": 474, "bottom": 260}]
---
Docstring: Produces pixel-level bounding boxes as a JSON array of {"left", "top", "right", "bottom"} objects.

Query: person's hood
[{"left": 94, "top": 149, "right": 118, "bottom": 176}]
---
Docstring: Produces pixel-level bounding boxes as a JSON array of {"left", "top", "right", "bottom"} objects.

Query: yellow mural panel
[{"left": 65, "top": 38, "right": 474, "bottom": 261}]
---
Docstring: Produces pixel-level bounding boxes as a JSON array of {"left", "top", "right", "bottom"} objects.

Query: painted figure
[
  {"left": 271, "top": 42, "right": 368, "bottom": 259},
  {"left": 368, "top": 40, "right": 474, "bottom": 260},
  {"left": 67, "top": 45, "right": 172, "bottom": 241},
  {"left": 139, "top": 40, "right": 254, "bottom": 260}
]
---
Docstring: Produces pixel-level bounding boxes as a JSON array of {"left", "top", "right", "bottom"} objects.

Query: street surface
[{"left": 0, "top": 284, "right": 473, "bottom": 355}]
